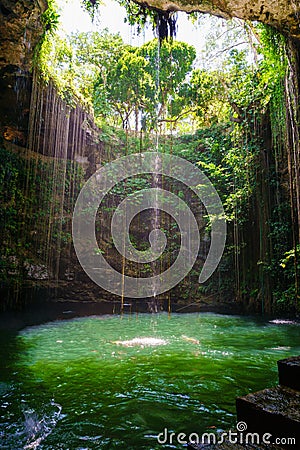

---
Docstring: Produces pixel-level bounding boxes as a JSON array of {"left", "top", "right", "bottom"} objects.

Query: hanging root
[{"left": 155, "top": 11, "right": 178, "bottom": 43}]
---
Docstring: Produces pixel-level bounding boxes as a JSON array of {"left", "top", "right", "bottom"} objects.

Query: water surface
[{"left": 0, "top": 312, "right": 299, "bottom": 449}]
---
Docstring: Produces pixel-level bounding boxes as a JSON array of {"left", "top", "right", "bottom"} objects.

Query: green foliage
[
  {"left": 93, "top": 37, "right": 196, "bottom": 130},
  {"left": 94, "top": 45, "right": 153, "bottom": 128},
  {"left": 0, "top": 146, "right": 84, "bottom": 284},
  {"left": 116, "top": 0, "right": 156, "bottom": 30},
  {"left": 31, "top": 3, "right": 296, "bottom": 312},
  {"left": 81, "top": 0, "right": 158, "bottom": 34},
  {"left": 280, "top": 245, "right": 300, "bottom": 270},
  {"left": 187, "top": 69, "right": 228, "bottom": 126},
  {"left": 41, "top": 0, "right": 60, "bottom": 35},
  {"left": 81, "top": 0, "right": 103, "bottom": 18},
  {"left": 0, "top": 149, "right": 25, "bottom": 241},
  {"left": 37, "top": 28, "right": 130, "bottom": 109},
  {"left": 34, "top": 0, "right": 60, "bottom": 63},
  {"left": 138, "top": 39, "right": 196, "bottom": 128},
  {"left": 272, "top": 245, "right": 300, "bottom": 310},
  {"left": 36, "top": 32, "right": 88, "bottom": 106}
]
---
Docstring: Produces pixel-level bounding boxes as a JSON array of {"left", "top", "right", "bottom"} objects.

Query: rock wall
[
  {"left": 0, "top": 0, "right": 47, "bottom": 143},
  {"left": 138, "top": 0, "right": 300, "bottom": 40},
  {"left": 0, "top": 86, "right": 107, "bottom": 311},
  {"left": 0, "top": 0, "right": 47, "bottom": 72},
  {"left": 28, "top": 70, "right": 107, "bottom": 175}
]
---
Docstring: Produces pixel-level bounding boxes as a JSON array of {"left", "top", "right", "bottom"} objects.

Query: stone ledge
[
  {"left": 278, "top": 356, "right": 300, "bottom": 391},
  {"left": 236, "top": 386, "right": 300, "bottom": 448}
]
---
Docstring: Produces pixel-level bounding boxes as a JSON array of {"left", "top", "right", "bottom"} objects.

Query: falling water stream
[
  {"left": 150, "top": 35, "right": 163, "bottom": 312},
  {"left": 0, "top": 312, "right": 299, "bottom": 449}
]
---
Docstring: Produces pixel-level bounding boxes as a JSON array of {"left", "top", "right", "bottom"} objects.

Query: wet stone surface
[
  {"left": 236, "top": 386, "right": 300, "bottom": 448},
  {"left": 278, "top": 356, "right": 300, "bottom": 391}
]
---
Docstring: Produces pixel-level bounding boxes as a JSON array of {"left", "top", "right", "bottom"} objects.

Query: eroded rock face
[
  {"left": 0, "top": 0, "right": 47, "bottom": 143},
  {"left": 0, "top": 0, "right": 47, "bottom": 72},
  {"left": 137, "top": 0, "right": 300, "bottom": 40}
]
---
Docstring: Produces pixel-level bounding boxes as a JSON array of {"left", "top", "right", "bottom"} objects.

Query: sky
[{"left": 56, "top": 0, "right": 211, "bottom": 63}]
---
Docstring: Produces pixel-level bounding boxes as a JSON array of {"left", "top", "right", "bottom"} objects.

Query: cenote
[
  {"left": 1, "top": 312, "right": 300, "bottom": 449},
  {"left": 1, "top": 0, "right": 300, "bottom": 448}
]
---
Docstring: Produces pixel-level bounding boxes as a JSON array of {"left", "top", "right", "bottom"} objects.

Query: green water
[{"left": 0, "top": 312, "right": 299, "bottom": 449}]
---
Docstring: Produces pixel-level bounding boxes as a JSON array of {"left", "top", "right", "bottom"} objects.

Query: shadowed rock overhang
[{"left": 135, "top": 0, "right": 300, "bottom": 40}]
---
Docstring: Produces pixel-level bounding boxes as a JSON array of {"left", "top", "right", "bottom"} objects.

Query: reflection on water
[{"left": 0, "top": 312, "right": 299, "bottom": 449}]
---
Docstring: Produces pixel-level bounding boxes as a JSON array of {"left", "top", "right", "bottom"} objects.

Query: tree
[
  {"left": 185, "top": 69, "right": 227, "bottom": 127},
  {"left": 69, "top": 29, "right": 125, "bottom": 84},
  {"left": 93, "top": 38, "right": 196, "bottom": 131},
  {"left": 37, "top": 29, "right": 127, "bottom": 107},
  {"left": 138, "top": 39, "right": 196, "bottom": 129},
  {"left": 94, "top": 47, "right": 153, "bottom": 130}
]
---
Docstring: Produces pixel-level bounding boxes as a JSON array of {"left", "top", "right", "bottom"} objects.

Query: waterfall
[
  {"left": 149, "top": 36, "right": 162, "bottom": 313},
  {"left": 150, "top": 153, "right": 162, "bottom": 312}
]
